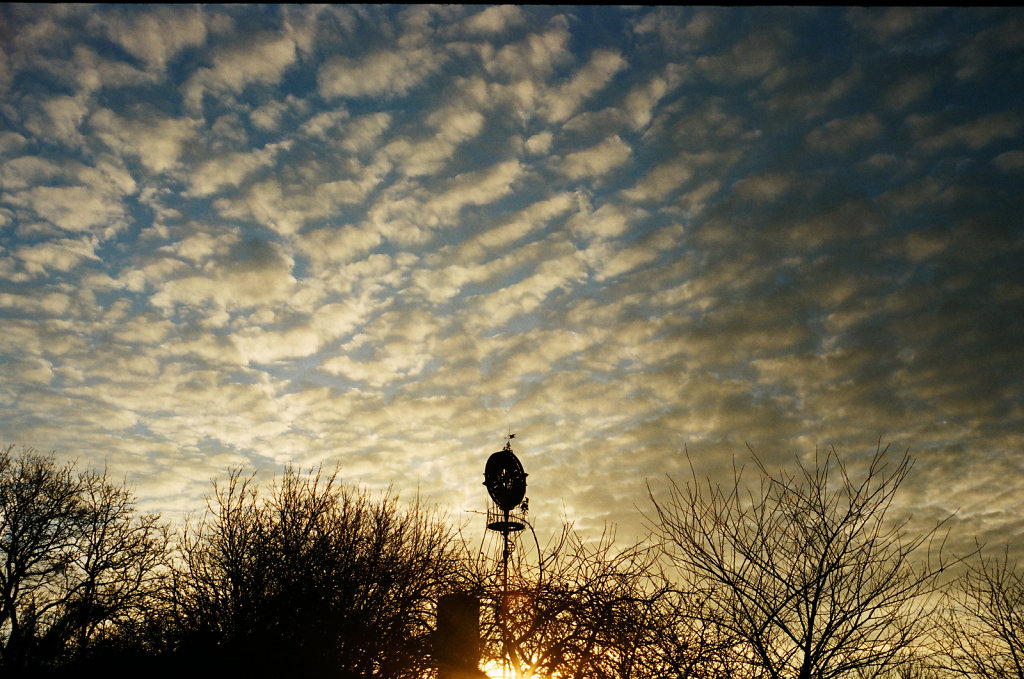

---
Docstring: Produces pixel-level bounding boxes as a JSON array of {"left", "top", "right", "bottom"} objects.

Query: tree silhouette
[
  {"left": 0, "top": 445, "right": 168, "bottom": 672},
  {"left": 649, "top": 445, "right": 955, "bottom": 679},
  {"left": 469, "top": 523, "right": 741, "bottom": 679},
  {"left": 172, "top": 465, "right": 463, "bottom": 678},
  {"left": 935, "top": 544, "right": 1024, "bottom": 678}
]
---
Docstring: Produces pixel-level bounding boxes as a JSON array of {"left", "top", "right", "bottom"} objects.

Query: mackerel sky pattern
[{"left": 1, "top": 6, "right": 1022, "bottom": 555}]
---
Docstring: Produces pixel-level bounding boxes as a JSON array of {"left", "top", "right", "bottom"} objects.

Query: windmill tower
[{"left": 481, "top": 434, "right": 537, "bottom": 678}]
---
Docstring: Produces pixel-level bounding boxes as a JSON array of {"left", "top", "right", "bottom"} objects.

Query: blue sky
[{"left": 1, "top": 5, "right": 1022, "bottom": 555}]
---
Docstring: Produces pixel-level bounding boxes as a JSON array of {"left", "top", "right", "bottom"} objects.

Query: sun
[{"left": 481, "top": 659, "right": 519, "bottom": 679}]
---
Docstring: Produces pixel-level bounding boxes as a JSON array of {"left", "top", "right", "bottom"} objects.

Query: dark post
[{"left": 436, "top": 592, "right": 487, "bottom": 679}]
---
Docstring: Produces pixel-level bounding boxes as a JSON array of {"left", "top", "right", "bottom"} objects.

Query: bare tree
[
  {"left": 935, "top": 544, "right": 1024, "bottom": 679},
  {"left": 642, "top": 583, "right": 748, "bottom": 679},
  {"left": 648, "top": 445, "right": 954, "bottom": 679},
  {"left": 470, "top": 523, "right": 738, "bottom": 679},
  {"left": 172, "top": 465, "right": 464, "bottom": 678},
  {"left": 0, "top": 445, "right": 169, "bottom": 671}
]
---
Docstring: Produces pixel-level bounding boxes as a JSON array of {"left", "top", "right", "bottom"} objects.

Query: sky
[{"left": 1, "top": 5, "right": 1022, "bottom": 559}]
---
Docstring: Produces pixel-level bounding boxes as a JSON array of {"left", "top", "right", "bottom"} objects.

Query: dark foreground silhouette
[{"left": 2, "top": 444, "right": 1022, "bottom": 679}]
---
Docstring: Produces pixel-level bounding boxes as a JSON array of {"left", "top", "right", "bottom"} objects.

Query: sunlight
[
  {"left": 480, "top": 661, "right": 553, "bottom": 679},
  {"left": 482, "top": 660, "right": 512, "bottom": 679},
  {"left": 482, "top": 659, "right": 537, "bottom": 679}
]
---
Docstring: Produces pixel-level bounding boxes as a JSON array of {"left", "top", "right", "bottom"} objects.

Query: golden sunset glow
[{"left": 1, "top": 4, "right": 1022, "bottom": 589}]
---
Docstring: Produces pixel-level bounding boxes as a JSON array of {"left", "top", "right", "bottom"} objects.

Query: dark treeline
[{"left": 1, "top": 443, "right": 1021, "bottom": 679}]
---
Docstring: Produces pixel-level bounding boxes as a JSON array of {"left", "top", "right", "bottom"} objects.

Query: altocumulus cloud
[{"left": 0, "top": 5, "right": 1022, "bottom": 557}]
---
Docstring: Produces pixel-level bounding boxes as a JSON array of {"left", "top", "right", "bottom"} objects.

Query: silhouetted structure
[
  {"left": 481, "top": 434, "right": 535, "bottom": 678},
  {"left": 435, "top": 593, "right": 486, "bottom": 679}
]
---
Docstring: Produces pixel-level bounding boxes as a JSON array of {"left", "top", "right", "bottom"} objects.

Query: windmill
[{"left": 481, "top": 433, "right": 540, "bottom": 678}]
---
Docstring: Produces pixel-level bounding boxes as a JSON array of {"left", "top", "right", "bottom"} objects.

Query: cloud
[
  {"left": 7, "top": 185, "right": 127, "bottom": 235},
  {"left": 148, "top": 237, "right": 295, "bottom": 312},
  {"left": 96, "top": 5, "right": 213, "bottom": 72},
  {"left": 524, "top": 131, "right": 553, "bottom": 155},
  {"left": 319, "top": 47, "right": 444, "bottom": 99},
  {"left": 32, "top": 95, "right": 90, "bottom": 145},
  {"left": 557, "top": 135, "right": 632, "bottom": 180},
  {"left": 250, "top": 94, "right": 308, "bottom": 132},
  {"left": 213, "top": 164, "right": 383, "bottom": 236},
  {"left": 233, "top": 324, "right": 324, "bottom": 365},
  {"left": 621, "top": 155, "right": 694, "bottom": 202},
  {"left": 183, "top": 32, "right": 297, "bottom": 111},
  {"left": 14, "top": 236, "right": 100, "bottom": 275},
  {"left": 622, "top": 72, "right": 676, "bottom": 131},
  {"left": 993, "top": 149, "right": 1024, "bottom": 171},
  {"left": 542, "top": 49, "right": 627, "bottom": 123},
  {"left": 462, "top": 240, "right": 587, "bottom": 331},
  {"left": 483, "top": 21, "right": 573, "bottom": 81},
  {"left": 1, "top": 6, "right": 1022, "bottom": 566},
  {"left": 462, "top": 5, "right": 524, "bottom": 35},
  {"left": 425, "top": 160, "right": 523, "bottom": 223},
  {"left": 90, "top": 108, "right": 198, "bottom": 173},
  {"left": 882, "top": 73, "right": 936, "bottom": 110},
  {"left": 805, "top": 113, "right": 884, "bottom": 154},
  {"left": 186, "top": 140, "right": 293, "bottom": 197},
  {"left": 846, "top": 7, "right": 933, "bottom": 43},
  {"left": 633, "top": 7, "right": 719, "bottom": 53},
  {"left": 321, "top": 308, "right": 440, "bottom": 386},
  {"left": 914, "top": 112, "right": 1023, "bottom": 153},
  {"left": 697, "top": 27, "right": 787, "bottom": 83},
  {"left": 733, "top": 172, "right": 796, "bottom": 203},
  {"left": 567, "top": 200, "right": 644, "bottom": 241}
]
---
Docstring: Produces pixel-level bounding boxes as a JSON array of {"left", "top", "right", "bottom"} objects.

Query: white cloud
[
  {"left": 14, "top": 236, "right": 100, "bottom": 275},
  {"left": 97, "top": 5, "right": 212, "bottom": 72},
  {"left": 622, "top": 75, "right": 670, "bottom": 131},
  {"left": 557, "top": 135, "right": 632, "bottom": 180},
  {"left": 1, "top": 155, "right": 66, "bottom": 191},
  {"left": 319, "top": 47, "right": 444, "bottom": 99},
  {"left": 428, "top": 106, "right": 486, "bottom": 146},
  {"left": 0, "top": 290, "right": 73, "bottom": 317},
  {"left": 9, "top": 185, "right": 126, "bottom": 234},
  {"left": 336, "top": 113, "right": 393, "bottom": 154},
  {"left": 697, "top": 29, "right": 785, "bottom": 83},
  {"left": 426, "top": 160, "right": 523, "bottom": 223},
  {"left": 542, "top": 49, "right": 627, "bottom": 123},
  {"left": 380, "top": 135, "right": 460, "bottom": 178},
  {"left": 525, "top": 131, "right": 553, "bottom": 155},
  {"left": 214, "top": 165, "right": 383, "bottom": 236},
  {"left": 847, "top": 7, "right": 929, "bottom": 43},
  {"left": 475, "top": 192, "right": 575, "bottom": 252},
  {"left": 186, "top": 140, "right": 292, "bottom": 197},
  {"left": 149, "top": 238, "right": 296, "bottom": 312},
  {"left": 90, "top": 108, "right": 198, "bottom": 173},
  {"left": 300, "top": 224, "right": 384, "bottom": 268},
  {"left": 67, "top": 45, "right": 152, "bottom": 94},
  {"left": 463, "top": 242, "right": 587, "bottom": 330},
  {"left": 183, "top": 32, "right": 297, "bottom": 111},
  {"left": 621, "top": 156, "right": 694, "bottom": 202},
  {"left": 463, "top": 5, "right": 524, "bottom": 35},
  {"left": 633, "top": 7, "right": 718, "bottom": 52},
  {"left": 0, "top": 131, "right": 27, "bottom": 155},
  {"left": 321, "top": 341, "right": 431, "bottom": 387},
  {"left": 484, "top": 22, "right": 572, "bottom": 80},
  {"left": 233, "top": 324, "right": 323, "bottom": 364},
  {"left": 35, "top": 95, "right": 90, "bottom": 145},
  {"left": 584, "top": 224, "right": 682, "bottom": 282},
  {"left": 568, "top": 201, "right": 645, "bottom": 241}
]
